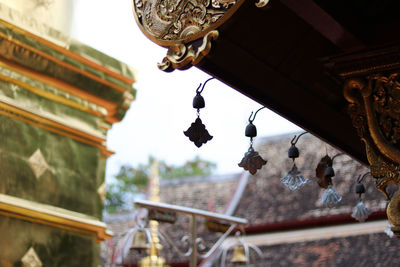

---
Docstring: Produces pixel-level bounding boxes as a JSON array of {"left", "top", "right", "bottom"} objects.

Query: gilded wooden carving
[
  {"left": 344, "top": 74, "right": 400, "bottom": 236},
  {"left": 158, "top": 30, "right": 219, "bottom": 72},
  {"left": 132, "top": 0, "right": 269, "bottom": 71}
]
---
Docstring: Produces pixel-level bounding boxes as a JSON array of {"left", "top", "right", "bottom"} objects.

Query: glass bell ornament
[
  {"left": 352, "top": 174, "right": 371, "bottom": 222},
  {"left": 385, "top": 221, "right": 394, "bottom": 238},
  {"left": 281, "top": 132, "right": 308, "bottom": 190},
  {"left": 281, "top": 164, "right": 308, "bottom": 191},
  {"left": 320, "top": 185, "right": 342, "bottom": 208},
  {"left": 351, "top": 201, "right": 370, "bottom": 222}
]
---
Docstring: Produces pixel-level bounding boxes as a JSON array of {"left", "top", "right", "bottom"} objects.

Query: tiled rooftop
[{"left": 213, "top": 232, "right": 400, "bottom": 267}]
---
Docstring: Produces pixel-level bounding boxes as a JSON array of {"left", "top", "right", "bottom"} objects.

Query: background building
[{"left": 104, "top": 133, "right": 399, "bottom": 266}]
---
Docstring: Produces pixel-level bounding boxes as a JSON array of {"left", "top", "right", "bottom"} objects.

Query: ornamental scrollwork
[
  {"left": 132, "top": 0, "right": 269, "bottom": 71},
  {"left": 157, "top": 30, "right": 218, "bottom": 72},
  {"left": 344, "top": 74, "right": 400, "bottom": 236},
  {"left": 133, "top": 0, "right": 238, "bottom": 44}
]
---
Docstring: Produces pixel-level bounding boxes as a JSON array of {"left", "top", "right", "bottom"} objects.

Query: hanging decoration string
[
  {"left": 184, "top": 77, "right": 214, "bottom": 148},
  {"left": 281, "top": 131, "right": 308, "bottom": 191},
  {"left": 318, "top": 152, "right": 345, "bottom": 208},
  {"left": 196, "top": 77, "right": 214, "bottom": 94},
  {"left": 352, "top": 171, "right": 371, "bottom": 222},
  {"left": 238, "top": 107, "right": 268, "bottom": 175}
]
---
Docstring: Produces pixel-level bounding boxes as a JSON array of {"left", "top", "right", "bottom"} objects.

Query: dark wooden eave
[{"left": 197, "top": 0, "right": 400, "bottom": 165}]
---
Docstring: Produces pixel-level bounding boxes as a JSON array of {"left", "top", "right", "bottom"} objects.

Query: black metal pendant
[
  {"left": 184, "top": 117, "right": 213, "bottom": 148},
  {"left": 238, "top": 107, "right": 268, "bottom": 175},
  {"left": 238, "top": 146, "right": 267, "bottom": 175},
  {"left": 184, "top": 77, "right": 214, "bottom": 148}
]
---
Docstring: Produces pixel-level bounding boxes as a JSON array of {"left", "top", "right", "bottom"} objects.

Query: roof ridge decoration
[{"left": 132, "top": 0, "right": 269, "bottom": 72}]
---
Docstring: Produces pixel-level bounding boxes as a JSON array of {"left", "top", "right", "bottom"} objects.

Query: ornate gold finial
[{"left": 132, "top": 0, "right": 268, "bottom": 72}]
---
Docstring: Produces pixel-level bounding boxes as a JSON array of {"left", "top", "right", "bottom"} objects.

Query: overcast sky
[{"left": 71, "top": 0, "right": 301, "bottom": 179}]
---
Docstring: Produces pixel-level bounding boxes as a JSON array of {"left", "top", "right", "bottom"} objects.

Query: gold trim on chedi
[
  {"left": 0, "top": 16, "right": 136, "bottom": 124},
  {"left": 0, "top": 194, "right": 112, "bottom": 242},
  {"left": 132, "top": 0, "right": 268, "bottom": 71},
  {"left": 0, "top": 2, "right": 136, "bottom": 82},
  {"left": 0, "top": 99, "right": 113, "bottom": 157}
]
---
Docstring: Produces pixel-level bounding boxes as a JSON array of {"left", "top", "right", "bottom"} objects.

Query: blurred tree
[
  {"left": 104, "top": 156, "right": 216, "bottom": 213},
  {"left": 159, "top": 155, "right": 216, "bottom": 179}
]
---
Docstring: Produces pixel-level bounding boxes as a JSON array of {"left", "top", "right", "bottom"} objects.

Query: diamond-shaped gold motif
[
  {"left": 28, "top": 149, "right": 49, "bottom": 179},
  {"left": 21, "top": 247, "right": 42, "bottom": 267}
]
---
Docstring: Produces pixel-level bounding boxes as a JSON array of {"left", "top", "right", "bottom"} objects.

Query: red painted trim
[
  {"left": 168, "top": 262, "right": 190, "bottom": 267},
  {"left": 123, "top": 262, "right": 189, "bottom": 267},
  {"left": 243, "top": 210, "right": 387, "bottom": 235}
]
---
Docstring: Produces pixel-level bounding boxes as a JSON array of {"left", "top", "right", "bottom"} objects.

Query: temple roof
[
  {"left": 103, "top": 133, "right": 391, "bottom": 265},
  {"left": 215, "top": 232, "right": 400, "bottom": 267}
]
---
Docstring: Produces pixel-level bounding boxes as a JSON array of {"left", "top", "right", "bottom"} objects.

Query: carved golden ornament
[
  {"left": 344, "top": 73, "right": 400, "bottom": 236},
  {"left": 132, "top": 0, "right": 268, "bottom": 71},
  {"left": 158, "top": 30, "right": 219, "bottom": 72}
]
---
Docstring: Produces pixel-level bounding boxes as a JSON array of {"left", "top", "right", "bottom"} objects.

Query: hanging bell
[
  {"left": 324, "top": 165, "right": 335, "bottom": 178},
  {"left": 352, "top": 201, "right": 370, "bottom": 222},
  {"left": 231, "top": 245, "right": 248, "bottom": 264},
  {"left": 288, "top": 144, "right": 299, "bottom": 159},
  {"left": 280, "top": 164, "right": 308, "bottom": 191},
  {"left": 356, "top": 183, "right": 366, "bottom": 194},
  {"left": 193, "top": 93, "right": 205, "bottom": 109},
  {"left": 320, "top": 185, "right": 342, "bottom": 208},
  {"left": 130, "top": 230, "right": 150, "bottom": 252},
  {"left": 245, "top": 122, "right": 257, "bottom": 138}
]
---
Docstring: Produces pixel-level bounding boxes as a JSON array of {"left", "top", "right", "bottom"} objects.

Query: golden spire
[{"left": 139, "top": 160, "right": 167, "bottom": 267}]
